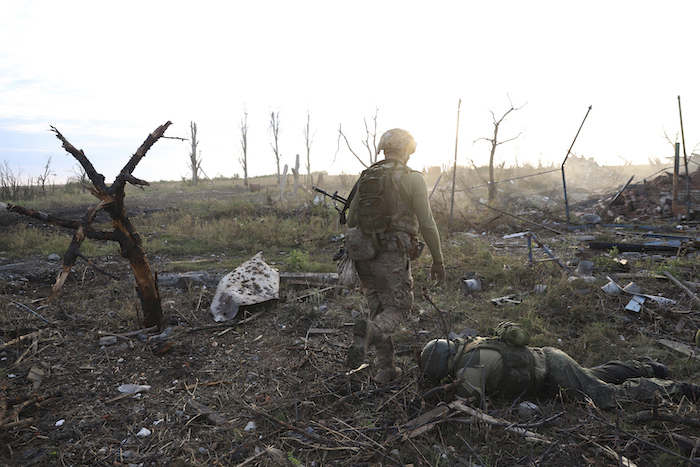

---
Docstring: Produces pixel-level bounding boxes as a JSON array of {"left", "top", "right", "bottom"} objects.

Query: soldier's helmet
[
  {"left": 377, "top": 128, "right": 417, "bottom": 157},
  {"left": 420, "top": 338, "right": 457, "bottom": 381}
]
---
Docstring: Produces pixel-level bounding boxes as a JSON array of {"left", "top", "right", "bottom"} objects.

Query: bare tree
[
  {"left": 269, "top": 110, "right": 282, "bottom": 184},
  {"left": 336, "top": 107, "right": 380, "bottom": 169},
  {"left": 188, "top": 121, "right": 202, "bottom": 186},
  {"left": 362, "top": 108, "right": 380, "bottom": 165},
  {"left": 37, "top": 156, "right": 55, "bottom": 196},
  {"left": 474, "top": 97, "right": 525, "bottom": 202},
  {"left": 303, "top": 110, "right": 315, "bottom": 185},
  {"left": 239, "top": 107, "right": 249, "bottom": 188},
  {"left": 3, "top": 123, "right": 173, "bottom": 330}
]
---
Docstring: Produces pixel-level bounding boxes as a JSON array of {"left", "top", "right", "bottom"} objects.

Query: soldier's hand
[{"left": 430, "top": 261, "right": 445, "bottom": 285}]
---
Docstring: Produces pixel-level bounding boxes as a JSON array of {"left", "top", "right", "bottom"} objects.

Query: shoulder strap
[{"left": 340, "top": 179, "right": 360, "bottom": 224}]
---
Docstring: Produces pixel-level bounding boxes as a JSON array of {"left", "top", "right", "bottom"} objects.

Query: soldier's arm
[
  {"left": 455, "top": 349, "right": 504, "bottom": 400},
  {"left": 345, "top": 191, "right": 360, "bottom": 228},
  {"left": 406, "top": 172, "right": 443, "bottom": 263}
]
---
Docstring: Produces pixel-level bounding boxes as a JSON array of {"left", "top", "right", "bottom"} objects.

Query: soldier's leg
[
  {"left": 348, "top": 252, "right": 404, "bottom": 368},
  {"left": 347, "top": 249, "right": 413, "bottom": 375},
  {"left": 544, "top": 348, "right": 683, "bottom": 409},
  {"left": 355, "top": 260, "right": 382, "bottom": 315},
  {"left": 368, "top": 251, "right": 412, "bottom": 382},
  {"left": 374, "top": 335, "right": 401, "bottom": 384},
  {"left": 589, "top": 359, "right": 668, "bottom": 384},
  {"left": 617, "top": 377, "right": 700, "bottom": 405},
  {"left": 347, "top": 259, "right": 381, "bottom": 368},
  {"left": 542, "top": 347, "right": 625, "bottom": 409}
]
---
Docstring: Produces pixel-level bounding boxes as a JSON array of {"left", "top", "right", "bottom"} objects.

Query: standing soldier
[{"left": 344, "top": 128, "right": 445, "bottom": 384}]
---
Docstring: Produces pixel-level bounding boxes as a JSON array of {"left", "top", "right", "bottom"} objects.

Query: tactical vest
[
  {"left": 354, "top": 161, "right": 418, "bottom": 250},
  {"left": 454, "top": 337, "right": 538, "bottom": 399}
]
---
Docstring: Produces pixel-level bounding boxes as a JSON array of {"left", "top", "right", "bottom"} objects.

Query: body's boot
[
  {"left": 374, "top": 335, "right": 401, "bottom": 384},
  {"left": 346, "top": 319, "right": 379, "bottom": 369}
]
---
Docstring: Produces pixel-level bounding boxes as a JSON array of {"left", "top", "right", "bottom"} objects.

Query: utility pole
[
  {"left": 449, "top": 98, "right": 461, "bottom": 225},
  {"left": 561, "top": 105, "right": 592, "bottom": 225},
  {"left": 678, "top": 95, "right": 691, "bottom": 218}
]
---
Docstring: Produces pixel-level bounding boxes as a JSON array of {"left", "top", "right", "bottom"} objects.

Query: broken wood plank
[
  {"left": 657, "top": 338, "right": 700, "bottom": 360},
  {"left": 279, "top": 272, "right": 339, "bottom": 284},
  {"left": 187, "top": 399, "right": 231, "bottom": 426},
  {"left": 609, "top": 175, "right": 634, "bottom": 206},
  {"left": 401, "top": 404, "right": 452, "bottom": 440},
  {"left": 663, "top": 270, "right": 700, "bottom": 309},
  {"left": 0, "top": 331, "right": 41, "bottom": 350},
  {"left": 306, "top": 328, "right": 341, "bottom": 334},
  {"left": 448, "top": 399, "right": 551, "bottom": 444}
]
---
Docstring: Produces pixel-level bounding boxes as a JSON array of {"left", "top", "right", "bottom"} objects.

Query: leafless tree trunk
[
  {"left": 269, "top": 110, "right": 282, "bottom": 184},
  {"left": 239, "top": 108, "right": 249, "bottom": 188},
  {"left": 292, "top": 154, "right": 300, "bottom": 196},
  {"left": 303, "top": 110, "right": 314, "bottom": 185},
  {"left": 362, "top": 108, "right": 380, "bottom": 165},
  {"left": 3, "top": 123, "right": 172, "bottom": 331},
  {"left": 280, "top": 164, "right": 288, "bottom": 199},
  {"left": 188, "top": 121, "right": 201, "bottom": 186},
  {"left": 335, "top": 107, "right": 380, "bottom": 169},
  {"left": 474, "top": 98, "right": 525, "bottom": 203}
]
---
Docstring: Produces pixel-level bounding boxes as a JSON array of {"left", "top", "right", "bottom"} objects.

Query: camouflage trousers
[
  {"left": 542, "top": 347, "right": 689, "bottom": 409},
  {"left": 354, "top": 245, "right": 413, "bottom": 337}
]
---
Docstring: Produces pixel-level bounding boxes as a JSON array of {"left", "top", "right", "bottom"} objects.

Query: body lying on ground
[{"left": 420, "top": 324, "right": 700, "bottom": 410}]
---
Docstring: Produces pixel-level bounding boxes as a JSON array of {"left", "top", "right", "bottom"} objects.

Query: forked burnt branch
[{"left": 4, "top": 121, "right": 173, "bottom": 331}]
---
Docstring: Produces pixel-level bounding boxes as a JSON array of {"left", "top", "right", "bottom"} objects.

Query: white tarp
[{"left": 209, "top": 252, "right": 279, "bottom": 322}]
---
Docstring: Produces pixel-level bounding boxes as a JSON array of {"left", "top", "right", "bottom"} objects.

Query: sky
[{"left": 1, "top": 1, "right": 699, "bottom": 185}]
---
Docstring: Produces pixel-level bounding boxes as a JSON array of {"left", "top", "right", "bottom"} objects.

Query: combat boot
[
  {"left": 681, "top": 382, "right": 700, "bottom": 403},
  {"left": 641, "top": 357, "right": 669, "bottom": 379},
  {"left": 346, "top": 319, "right": 378, "bottom": 369},
  {"left": 374, "top": 335, "right": 401, "bottom": 384}
]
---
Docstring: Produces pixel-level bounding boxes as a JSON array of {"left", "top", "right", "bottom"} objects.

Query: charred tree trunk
[{"left": 5, "top": 122, "right": 172, "bottom": 331}]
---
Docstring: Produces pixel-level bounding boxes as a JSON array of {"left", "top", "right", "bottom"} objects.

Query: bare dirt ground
[{"left": 2, "top": 171, "right": 700, "bottom": 466}]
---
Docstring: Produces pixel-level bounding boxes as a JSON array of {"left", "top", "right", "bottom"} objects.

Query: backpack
[
  {"left": 457, "top": 336, "right": 538, "bottom": 399},
  {"left": 355, "top": 161, "right": 408, "bottom": 238}
]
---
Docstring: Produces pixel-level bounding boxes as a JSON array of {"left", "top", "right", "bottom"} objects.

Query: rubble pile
[{"left": 585, "top": 168, "right": 700, "bottom": 223}]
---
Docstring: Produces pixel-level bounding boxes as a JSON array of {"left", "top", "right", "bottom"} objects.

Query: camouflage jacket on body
[{"left": 451, "top": 337, "right": 547, "bottom": 401}]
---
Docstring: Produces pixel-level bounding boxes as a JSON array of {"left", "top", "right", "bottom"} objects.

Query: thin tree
[
  {"left": 474, "top": 97, "right": 525, "bottom": 203},
  {"left": 188, "top": 121, "right": 201, "bottom": 186},
  {"left": 336, "top": 107, "right": 380, "bottom": 169},
  {"left": 269, "top": 110, "right": 282, "bottom": 184},
  {"left": 362, "top": 108, "right": 380, "bottom": 165},
  {"left": 239, "top": 107, "right": 249, "bottom": 187},
  {"left": 303, "top": 110, "right": 315, "bottom": 185}
]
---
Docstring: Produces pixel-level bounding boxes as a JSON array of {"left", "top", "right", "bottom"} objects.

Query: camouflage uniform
[{"left": 541, "top": 347, "right": 692, "bottom": 409}]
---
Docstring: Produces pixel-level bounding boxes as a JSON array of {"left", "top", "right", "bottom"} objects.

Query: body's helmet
[
  {"left": 377, "top": 128, "right": 417, "bottom": 157},
  {"left": 420, "top": 339, "right": 457, "bottom": 381}
]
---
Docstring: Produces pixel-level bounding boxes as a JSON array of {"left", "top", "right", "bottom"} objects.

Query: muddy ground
[{"left": 2, "top": 176, "right": 700, "bottom": 467}]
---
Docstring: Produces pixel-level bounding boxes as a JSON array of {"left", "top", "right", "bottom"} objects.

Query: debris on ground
[{"left": 209, "top": 251, "right": 280, "bottom": 322}]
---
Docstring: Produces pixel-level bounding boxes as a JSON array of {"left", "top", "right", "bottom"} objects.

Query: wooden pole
[
  {"left": 678, "top": 95, "right": 691, "bottom": 218},
  {"left": 449, "top": 98, "right": 461, "bottom": 225},
  {"left": 672, "top": 142, "right": 680, "bottom": 214},
  {"left": 664, "top": 270, "right": 700, "bottom": 309}
]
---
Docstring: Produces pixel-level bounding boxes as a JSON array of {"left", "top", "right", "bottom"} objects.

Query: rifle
[{"left": 313, "top": 186, "right": 350, "bottom": 224}]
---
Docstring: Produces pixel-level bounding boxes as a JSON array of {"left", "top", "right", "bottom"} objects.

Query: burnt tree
[
  {"left": 3, "top": 122, "right": 172, "bottom": 330},
  {"left": 474, "top": 98, "right": 524, "bottom": 203}
]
